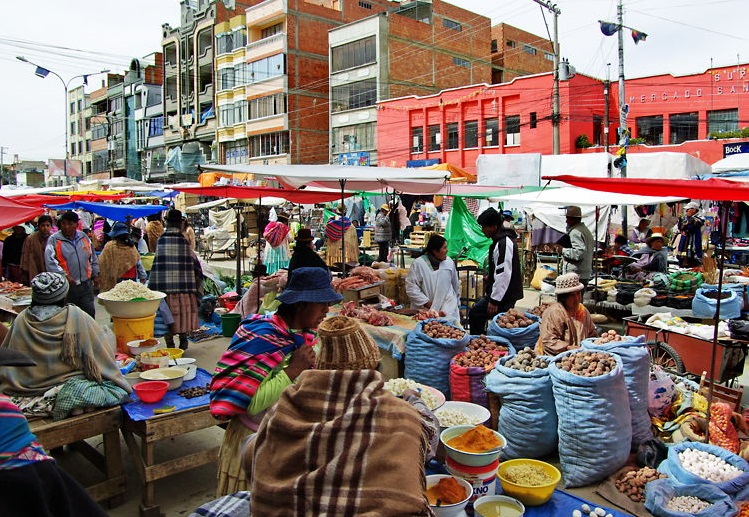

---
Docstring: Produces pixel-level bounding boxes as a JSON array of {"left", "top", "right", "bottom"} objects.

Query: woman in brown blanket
[
  {"left": 243, "top": 315, "right": 438, "bottom": 516},
  {"left": 145, "top": 213, "right": 164, "bottom": 253},
  {"left": 20, "top": 215, "right": 53, "bottom": 285},
  {"left": 97, "top": 223, "right": 147, "bottom": 293},
  {"left": 537, "top": 272, "right": 597, "bottom": 356}
]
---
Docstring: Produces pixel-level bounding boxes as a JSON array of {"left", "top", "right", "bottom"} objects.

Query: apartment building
[
  {"left": 68, "top": 85, "right": 89, "bottom": 179},
  {"left": 329, "top": 1, "right": 492, "bottom": 166},
  {"left": 491, "top": 23, "right": 554, "bottom": 84}
]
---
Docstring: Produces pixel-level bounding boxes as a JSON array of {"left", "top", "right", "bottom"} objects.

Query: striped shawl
[
  {"left": 148, "top": 229, "right": 202, "bottom": 295},
  {"left": 247, "top": 369, "right": 435, "bottom": 517},
  {"left": 209, "top": 314, "right": 314, "bottom": 420}
]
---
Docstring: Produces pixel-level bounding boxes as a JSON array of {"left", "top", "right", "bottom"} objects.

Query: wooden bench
[{"left": 29, "top": 406, "right": 126, "bottom": 506}]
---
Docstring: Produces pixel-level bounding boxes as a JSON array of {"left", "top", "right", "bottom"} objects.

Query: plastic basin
[
  {"left": 140, "top": 367, "right": 187, "bottom": 391},
  {"left": 97, "top": 291, "right": 166, "bottom": 318},
  {"left": 496, "top": 458, "right": 561, "bottom": 506},
  {"left": 440, "top": 425, "right": 505, "bottom": 467},
  {"left": 133, "top": 380, "right": 169, "bottom": 403}
]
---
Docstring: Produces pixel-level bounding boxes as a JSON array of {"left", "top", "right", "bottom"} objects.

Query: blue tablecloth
[{"left": 123, "top": 367, "right": 212, "bottom": 421}]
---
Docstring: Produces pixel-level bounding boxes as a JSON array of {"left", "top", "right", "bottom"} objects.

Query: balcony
[
  {"left": 246, "top": 114, "right": 287, "bottom": 136},
  {"left": 246, "top": 33, "right": 286, "bottom": 61},
  {"left": 246, "top": 0, "right": 287, "bottom": 28}
]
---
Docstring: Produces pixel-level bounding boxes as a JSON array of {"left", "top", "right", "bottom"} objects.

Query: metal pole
[
  {"left": 235, "top": 205, "right": 242, "bottom": 296},
  {"left": 604, "top": 63, "right": 611, "bottom": 156},
  {"left": 551, "top": 7, "right": 560, "bottom": 154},
  {"left": 617, "top": 0, "right": 628, "bottom": 234}
]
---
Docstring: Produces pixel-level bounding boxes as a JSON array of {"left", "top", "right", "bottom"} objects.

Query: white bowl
[
  {"left": 474, "top": 495, "right": 525, "bottom": 517},
  {"left": 169, "top": 357, "right": 197, "bottom": 367},
  {"left": 435, "top": 401, "right": 491, "bottom": 429},
  {"left": 182, "top": 364, "right": 197, "bottom": 381},
  {"left": 140, "top": 367, "right": 187, "bottom": 390},
  {"left": 425, "top": 474, "right": 472, "bottom": 517},
  {"left": 98, "top": 291, "right": 166, "bottom": 318},
  {"left": 124, "top": 371, "right": 144, "bottom": 387},
  {"left": 440, "top": 425, "right": 506, "bottom": 467},
  {"left": 127, "top": 338, "right": 163, "bottom": 355}
]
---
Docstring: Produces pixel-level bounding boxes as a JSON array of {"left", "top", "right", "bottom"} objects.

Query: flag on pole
[
  {"left": 599, "top": 21, "right": 619, "bottom": 36},
  {"left": 34, "top": 66, "right": 50, "bottom": 78},
  {"left": 631, "top": 30, "right": 648, "bottom": 44}
]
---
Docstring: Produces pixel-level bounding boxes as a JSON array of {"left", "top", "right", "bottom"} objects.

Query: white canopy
[
  {"left": 711, "top": 154, "right": 749, "bottom": 173},
  {"left": 198, "top": 164, "right": 449, "bottom": 194},
  {"left": 494, "top": 186, "right": 685, "bottom": 206},
  {"left": 0, "top": 185, "right": 74, "bottom": 197}
]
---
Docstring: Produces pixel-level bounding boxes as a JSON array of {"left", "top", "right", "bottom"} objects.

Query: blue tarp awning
[{"left": 44, "top": 201, "right": 169, "bottom": 222}]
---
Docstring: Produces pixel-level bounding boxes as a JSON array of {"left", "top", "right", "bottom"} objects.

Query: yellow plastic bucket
[{"left": 112, "top": 314, "right": 156, "bottom": 355}]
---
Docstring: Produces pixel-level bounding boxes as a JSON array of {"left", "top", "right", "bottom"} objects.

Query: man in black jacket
[{"left": 468, "top": 208, "right": 524, "bottom": 334}]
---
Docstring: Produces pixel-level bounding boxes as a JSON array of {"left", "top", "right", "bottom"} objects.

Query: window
[
  {"left": 443, "top": 18, "right": 462, "bottom": 32},
  {"left": 86, "top": 141, "right": 91, "bottom": 152},
  {"left": 224, "top": 139, "right": 248, "bottom": 165},
  {"left": 523, "top": 45, "right": 537, "bottom": 55},
  {"left": 636, "top": 115, "right": 663, "bottom": 145},
  {"left": 249, "top": 54, "right": 285, "bottom": 83},
  {"left": 165, "top": 75, "right": 178, "bottom": 100},
  {"left": 593, "top": 115, "right": 603, "bottom": 146},
  {"left": 669, "top": 112, "right": 698, "bottom": 144},
  {"left": 149, "top": 116, "right": 164, "bottom": 137},
  {"left": 234, "top": 100, "right": 247, "bottom": 124},
  {"left": 446, "top": 122, "right": 459, "bottom": 149},
  {"left": 77, "top": 99, "right": 82, "bottom": 111},
  {"left": 109, "top": 97, "right": 122, "bottom": 113},
  {"left": 92, "top": 124, "right": 108, "bottom": 140},
  {"left": 78, "top": 142, "right": 83, "bottom": 154},
  {"left": 164, "top": 43, "right": 177, "bottom": 66},
  {"left": 506, "top": 40, "right": 515, "bottom": 48},
  {"left": 70, "top": 143, "right": 76, "bottom": 156},
  {"left": 464, "top": 120, "right": 478, "bottom": 148},
  {"left": 505, "top": 115, "right": 520, "bottom": 145},
  {"left": 453, "top": 57, "right": 470, "bottom": 68},
  {"left": 218, "top": 67, "right": 235, "bottom": 90},
  {"left": 234, "top": 62, "right": 249, "bottom": 86},
  {"left": 544, "top": 53, "right": 554, "bottom": 61},
  {"left": 70, "top": 101, "right": 75, "bottom": 114},
  {"left": 428, "top": 124, "right": 441, "bottom": 151},
  {"left": 216, "top": 33, "right": 233, "bottom": 54},
  {"left": 70, "top": 122, "right": 76, "bottom": 136},
  {"left": 331, "top": 36, "right": 376, "bottom": 73},
  {"left": 708, "top": 108, "right": 739, "bottom": 135},
  {"left": 261, "top": 23, "right": 283, "bottom": 39},
  {"left": 530, "top": 112, "right": 537, "bottom": 129},
  {"left": 197, "top": 29, "right": 212, "bottom": 56},
  {"left": 219, "top": 104, "right": 235, "bottom": 127},
  {"left": 332, "top": 123, "right": 375, "bottom": 152},
  {"left": 233, "top": 28, "right": 247, "bottom": 48},
  {"left": 331, "top": 79, "right": 377, "bottom": 112},
  {"left": 92, "top": 150, "right": 109, "bottom": 173},
  {"left": 491, "top": 39, "right": 498, "bottom": 53},
  {"left": 248, "top": 93, "right": 287, "bottom": 120},
  {"left": 134, "top": 94, "right": 142, "bottom": 110},
  {"left": 484, "top": 118, "right": 499, "bottom": 146},
  {"left": 250, "top": 131, "right": 289, "bottom": 157},
  {"left": 358, "top": 1, "right": 372, "bottom": 8},
  {"left": 411, "top": 127, "right": 423, "bottom": 153}
]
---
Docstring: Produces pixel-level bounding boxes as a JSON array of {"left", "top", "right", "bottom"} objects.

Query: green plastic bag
[{"left": 444, "top": 197, "right": 491, "bottom": 268}]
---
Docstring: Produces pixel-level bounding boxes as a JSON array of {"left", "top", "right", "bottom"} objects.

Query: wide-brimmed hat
[
  {"left": 646, "top": 232, "right": 665, "bottom": 246},
  {"left": 277, "top": 267, "right": 342, "bottom": 305},
  {"left": 276, "top": 211, "right": 290, "bottom": 223},
  {"left": 0, "top": 348, "right": 36, "bottom": 367},
  {"left": 477, "top": 207, "right": 500, "bottom": 227},
  {"left": 685, "top": 201, "right": 700, "bottom": 211},
  {"left": 316, "top": 316, "right": 380, "bottom": 370},
  {"left": 555, "top": 272, "right": 585, "bottom": 294},
  {"left": 295, "top": 228, "right": 314, "bottom": 242},
  {"left": 565, "top": 206, "right": 582, "bottom": 218},
  {"left": 31, "top": 272, "right": 69, "bottom": 304},
  {"left": 108, "top": 222, "right": 130, "bottom": 238}
]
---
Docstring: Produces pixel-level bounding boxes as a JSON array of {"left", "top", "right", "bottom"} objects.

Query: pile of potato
[
  {"left": 494, "top": 309, "right": 535, "bottom": 329},
  {"left": 504, "top": 347, "right": 549, "bottom": 372},
  {"left": 422, "top": 320, "right": 465, "bottom": 340},
  {"left": 614, "top": 467, "right": 666, "bottom": 502},
  {"left": 593, "top": 329, "right": 624, "bottom": 344},
  {"left": 468, "top": 335, "right": 509, "bottom": 354},
  {"left": 556, "top": 350, "right": 617, "bottom": 377},
  {"left": 453, "top": 350, "right": 501, "bottom": 371},
  {"left": 527, "top": 303, "right": 551, "bottom": 318}
]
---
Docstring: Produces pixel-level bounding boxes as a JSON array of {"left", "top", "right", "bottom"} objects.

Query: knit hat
[
  {"left": 477, "top": 207, "right": 500, "bottom": 227},
  {"left": 565, "top": 205, "right": 582, "bottom": 218},
  {"left": 0, "top": 348, "right": 35, "bottom": 367},
  {"left": 277, "top": 267, "right": 342, "bottom": 305},
  {"left": 31, "top": 272, "right": 69, "bottom": 304},
  {"left": 316, "top": 316, "right": 380, "bottom": 370},
  {"left": 685, "top": 201, "right": 700, "bottom": 211},
  {"left": 555, "top": 272, "right": 585, "bottom": 294},
  {"left": 296, "top": 228, "right": 314, "bottom": 242}
]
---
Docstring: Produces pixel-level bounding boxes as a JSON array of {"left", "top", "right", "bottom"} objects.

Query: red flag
[{"left": 631, "top": 30, "right": 648, "bottom": 44}]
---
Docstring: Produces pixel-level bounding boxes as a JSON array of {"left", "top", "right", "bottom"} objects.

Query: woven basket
[{"left": 316, "top": 316, "right": 380, "bottom": 370}]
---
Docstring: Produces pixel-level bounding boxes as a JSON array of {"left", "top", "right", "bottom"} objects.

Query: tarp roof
[
  {"left": 197, "top": 164, "right": 449, "bottom": 194},
  {"left": 13, "top": 194, "right": 72, "bottom": 207},
  {"left": 173, "top": 185, "right": 350, "bottom": 204},
  {"left": 0, "top": 185, "right": 73, "bottom": 197},
  {"left": 422, "top": 163, "right": 477, "bottom": 183},
  {"left": 542, "top": 175, "right": 749, "bottom": 201},
  {"left": 495, "top": 186, "right": 686, "bottom": 206},
  {"left": 711, "top": 153, "right": 749, "bottom": 173},
  {"left": 44, "top": 201, "right": 169, "bottom": 222},
  {"left": 0, "top": 197, "right": 44, "bottom": 229}
]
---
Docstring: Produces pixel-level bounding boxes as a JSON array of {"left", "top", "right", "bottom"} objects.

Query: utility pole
[
  {"left": 532, "top": 0, "right": 562, "bottom": 154},
  {"left": 617, "top": 0, "right": 629, "bottom": 233},
  {"left": 604, "top": 63, "right": 611, "bottom": 155},
  {"left": 0, "top": 146, "right": 6, "bottom": 188}
]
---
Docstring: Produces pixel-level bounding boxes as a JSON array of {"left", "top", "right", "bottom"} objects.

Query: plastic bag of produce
[
  {"left": 485, "top": 353, "right": 557, "bottom": 460},
  {"left": 405, "top": 319, "right": 469, "bottom": 398},
  {"left": 692, "top": 288, "right": 742, "bottom": 320},
  {"left": 644, "top": 479, "right": 738, "bottom": 517},
  {"left": 487, "top": 311, "right": 540, "bottom": 350},
  {"left": 582, "top": 335, "right": 652, "bottom": 448},
  {"left": 549, "top": 350, "right": 631, "bottom": 487},
  {"left": 648, "top": 366, "right": 676, "bottom": 417},
  {"left": 658, "top": 441, "right": 749, "bottom": 500}
]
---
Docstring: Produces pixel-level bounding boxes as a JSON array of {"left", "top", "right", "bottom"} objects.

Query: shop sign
[
  {"left": 338, "top": 152, "right": 370, "bottom": 166},
  {"left": 724, "top": 142, "right": 749, "bottom": 157}
]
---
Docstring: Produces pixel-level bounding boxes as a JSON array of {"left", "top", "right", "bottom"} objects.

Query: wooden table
[
  {"left": 29, "top": 406, "right": 126, "bottom": 506},
  {"left": 121, "top": 404, "right": 224, "bottom": 517}
]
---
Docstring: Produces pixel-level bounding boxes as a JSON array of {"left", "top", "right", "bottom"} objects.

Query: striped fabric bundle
[
  {"left": 263, "top": 221, "right": 290, "bottom": 248},
  {"left": 324, "top": 217, "right": 352, "bottom": 242}
]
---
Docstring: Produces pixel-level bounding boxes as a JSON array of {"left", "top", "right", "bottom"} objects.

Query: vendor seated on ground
[
  {"left": 0, "top": 272, "right": 130, "bottom": 421},
  {"left": 625, "top": 233, "right": 668, "bottom": 281},
  {"left": 0, "top": 347, "right": 109, "bottom": 517},
  {"left": 537, "top": 273, "right": 597, "bottom": 356},
  {"left": 234, "top": 315, "right": 437, "bottom": 516},
  {"left": 601, "top": 234, "right": 632, "bottom": 274}
]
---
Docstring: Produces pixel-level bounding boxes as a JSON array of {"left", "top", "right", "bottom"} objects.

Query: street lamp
[{"left": 16, "top": 56, "right": 109, "bottom": 184}]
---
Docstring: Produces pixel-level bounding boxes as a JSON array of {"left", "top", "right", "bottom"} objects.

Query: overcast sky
[{"left": 1, "top": 0, "right": 747, "bottom": 162}]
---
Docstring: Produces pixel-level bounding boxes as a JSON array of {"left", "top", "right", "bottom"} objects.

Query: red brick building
[{"left": 491, "top": 23, "right": 554, "bottom": 84}]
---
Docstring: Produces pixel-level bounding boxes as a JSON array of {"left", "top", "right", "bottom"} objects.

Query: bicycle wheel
[{"left": 647, "top": 341, "right": 685, "bottom": 374}]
